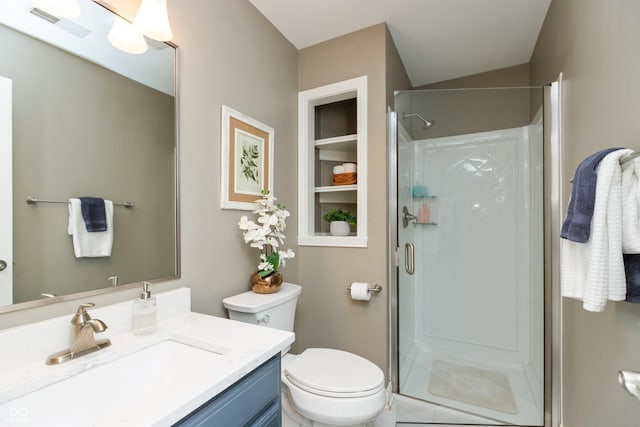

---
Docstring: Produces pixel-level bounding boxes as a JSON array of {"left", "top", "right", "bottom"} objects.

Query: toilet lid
[{"left": 285, "top": 348, "right": 384, "bottom": 397}]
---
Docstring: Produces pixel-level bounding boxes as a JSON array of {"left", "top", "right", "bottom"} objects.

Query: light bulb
[
  {"left": 34, "top": 0, "right": 80, "bottom": 19},
  {"left": 108, "top": 16, "right": 148, "bottom": 55},
  {"left": 133, "top": 0, "right": 173, "bottom": 42}
]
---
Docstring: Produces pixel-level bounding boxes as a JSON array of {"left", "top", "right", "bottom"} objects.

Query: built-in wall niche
[
  {"left": 298, "top": 76, "right": 367, "bottom": 247},
  {"left": 314, "top": 98, "right": 357, "bottom": 139}
]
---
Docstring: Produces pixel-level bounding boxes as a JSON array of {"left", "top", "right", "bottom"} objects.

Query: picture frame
[{"left": 220, "top": 105, "right": 274, "bottom": 210}]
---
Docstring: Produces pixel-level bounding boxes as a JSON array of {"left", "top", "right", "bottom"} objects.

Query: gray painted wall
[
  {"left": 0, "top": 24, "right": 175, "bottom": 304},
  {"left": 418, "top": 63, "right": 531, "bottom": 89},
  {"left": 296, "top": 23, "right": 411, "bottom": 376},
  {"left": 409, "top": 64, "right": 534, "bottom": 139},
  {"left": 531, "top": 0, "right": 640, "bottom": 425},
  {"left": 156, "top": 0, "right": 300, "bottom": 317}
]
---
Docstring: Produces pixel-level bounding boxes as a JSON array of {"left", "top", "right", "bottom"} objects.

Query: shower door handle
[{"left": 404, "top": 243, "right": 415, "bottom": 275}]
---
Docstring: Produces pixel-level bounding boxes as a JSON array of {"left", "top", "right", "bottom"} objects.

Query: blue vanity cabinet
[{"left": 173, "top": 354, "right": 281, "bottom": 427}]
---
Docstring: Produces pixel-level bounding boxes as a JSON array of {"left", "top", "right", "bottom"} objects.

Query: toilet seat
[
  {"left": 282, "top": 349, "right": 387, "bottom": 425},
  {"left": 284, "top": 348, "right": 385, "bottom": 398}
]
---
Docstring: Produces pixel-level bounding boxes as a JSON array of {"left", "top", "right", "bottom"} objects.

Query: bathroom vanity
[
  {"left": 0, "top": 288, "right": 293, "bottom": 426},
  {"left": 175, "top": 354, "right": 281, "bottom": 426}
]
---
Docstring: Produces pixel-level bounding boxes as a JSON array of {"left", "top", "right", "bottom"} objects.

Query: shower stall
[{"left": 388, "top": 86, "right": 559, "bottom": 426}]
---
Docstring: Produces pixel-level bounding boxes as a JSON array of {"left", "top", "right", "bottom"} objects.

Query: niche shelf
[{"left": 298, "top": 76, "right": 367, "bottom": 247}]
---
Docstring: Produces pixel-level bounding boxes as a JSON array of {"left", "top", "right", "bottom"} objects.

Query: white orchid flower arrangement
[{"left": 238, "top": 191, "right": 295, "bottom": 278}]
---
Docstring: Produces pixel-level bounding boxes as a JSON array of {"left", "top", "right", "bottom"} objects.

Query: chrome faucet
[{"left": 46, "top": 303, "right": 111, "bottom": 365}]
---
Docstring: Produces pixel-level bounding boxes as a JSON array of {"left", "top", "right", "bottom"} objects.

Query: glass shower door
[{"left": 394, "top": 87, "right": 545, "bottom": 426}]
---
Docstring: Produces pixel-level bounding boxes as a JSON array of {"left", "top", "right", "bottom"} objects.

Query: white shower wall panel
[{"left": 413, "top": 127, "right": 536, "bottom": 365}]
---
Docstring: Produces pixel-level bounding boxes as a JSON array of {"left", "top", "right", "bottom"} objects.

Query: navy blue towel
[
  {"left": 79, "top": 197, "right": 107, "bottom": 232},
  {"left": 624, "top": 254, "right": 640, "bottom": 303},
  {"left": 560, "top": 148, "right": 622, "bottom": 242}
]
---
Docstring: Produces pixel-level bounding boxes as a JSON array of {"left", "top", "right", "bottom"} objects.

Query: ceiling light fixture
[
  {"left": 107, "top": 16, "right": 148, "bottom": 55},
  {"left": 33, "top": 0, "right": 80, "bottom": 19},
  {"left": 133, "top": 0, "right": 173, "bottom": 42},
  {"left": 31, "top": 0, "right": 173, "bottom": 55}
]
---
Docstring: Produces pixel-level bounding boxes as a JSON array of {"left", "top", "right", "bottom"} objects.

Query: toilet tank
[{"left": 222, "top": 282, "right": 301, "bottom": 332}]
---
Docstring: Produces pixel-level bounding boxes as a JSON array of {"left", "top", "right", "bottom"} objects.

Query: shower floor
[{"left": 399, "top": 346, "right": 543, "bottom": 426}]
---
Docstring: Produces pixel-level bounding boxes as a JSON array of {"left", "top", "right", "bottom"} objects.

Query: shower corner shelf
[
  {"left": 416, "top": 222, "right": 438, "bottom": 226},
  {"left": 412, "top": 195, "right": 437, "bottom": 199}
]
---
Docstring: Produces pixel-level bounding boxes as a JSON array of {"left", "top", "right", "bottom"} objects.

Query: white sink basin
[{"left": 0, "top": 339, "right": 224, "bottom": 426}]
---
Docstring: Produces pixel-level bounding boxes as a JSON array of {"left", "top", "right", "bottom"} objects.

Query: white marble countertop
[{"left": 0, "top": 288, "right": 294, "bottom": 426}]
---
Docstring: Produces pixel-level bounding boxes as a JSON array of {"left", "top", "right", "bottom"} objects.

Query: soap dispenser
[
  {"left": 133, "top": 281, "right": 157, "bottom": 335},
  {"left": 417, "top": 202, "right": 431, "bottom": 224}
]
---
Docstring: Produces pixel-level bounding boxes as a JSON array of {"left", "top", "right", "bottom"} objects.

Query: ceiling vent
[
  {"left": 29, "top": 7, "right": 90, "bottom": 38},
  {"left": 29, "top": 7, "right": 59, "bottom": 24}
]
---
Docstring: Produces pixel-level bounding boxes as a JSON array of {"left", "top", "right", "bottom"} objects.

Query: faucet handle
[{"left": 71, "top": 302, "right": 95, "bottom": 325}]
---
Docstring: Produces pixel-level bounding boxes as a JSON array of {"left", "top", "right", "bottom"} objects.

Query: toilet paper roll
[
  {"left": 333, "top": 165, "right": 345, "bottom": 174},
  {"left": 342, "top": 163, "right": 357, "bottom": 173},
  {"left": 350, "top": 282, "right": 371, "bottom": 301}
]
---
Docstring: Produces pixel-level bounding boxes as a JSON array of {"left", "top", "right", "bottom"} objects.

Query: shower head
[{"left": 402, "top": 113, "right": 435, "bottom": 129}]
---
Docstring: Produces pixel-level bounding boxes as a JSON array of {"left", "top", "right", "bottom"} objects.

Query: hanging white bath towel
[
  {"left": 561, "top": 149, "right": 631, "bottom": 312},
  {"left": 68, "top": 198, "right": 114, "bottom": 258}
]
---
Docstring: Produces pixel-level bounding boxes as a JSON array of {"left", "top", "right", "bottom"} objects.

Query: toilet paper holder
[{"left": 346, "top": 284, "right": 382, "bottom": 293}]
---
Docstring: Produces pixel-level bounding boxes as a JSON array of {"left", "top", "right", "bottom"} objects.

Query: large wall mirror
[{"left": 0, "top": 0, "right": 179, "bottom": 313}]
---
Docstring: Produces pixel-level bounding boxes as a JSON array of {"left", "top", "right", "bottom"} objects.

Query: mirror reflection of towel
[
  {"left": 79, "top": 197, "right": 107, "bottom": 232},
  {"left": 68, "top": 198, "right": 113, "bottom": 258}
]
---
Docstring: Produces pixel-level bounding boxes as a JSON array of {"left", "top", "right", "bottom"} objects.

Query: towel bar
[
  {"left": 26, "top": 197, "right": 135, "bottom": 208},
  {"left": 622, "top": 151, "right": 640, "bottom": 164},
  {"left": 346, "top": 284, "right": 382, "bottom": 293},
  {"left": 570, "top": 150, "right": 640, "bottom": 183}
]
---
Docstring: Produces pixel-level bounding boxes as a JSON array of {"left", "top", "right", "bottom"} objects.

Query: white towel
[
  {"left": 561, "top": 149, "right": 631, "bottom": 311},
  {"left": 560, "top": 238, "right": 590, "bottom": 300},
  {"left": 622, "top": 157, "right": 640, "bottom": 253},
  {"left": 67, "top": 198, "right": 114, "bottom": 258}
]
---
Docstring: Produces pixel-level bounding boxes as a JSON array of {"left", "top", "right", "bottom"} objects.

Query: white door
[{"left": 0, "top": 76, "right": 12, "bottom": 305}]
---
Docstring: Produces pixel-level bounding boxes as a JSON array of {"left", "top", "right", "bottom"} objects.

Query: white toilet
[{"left": 222, "top": 282, "right": 386, "bottom": 427}]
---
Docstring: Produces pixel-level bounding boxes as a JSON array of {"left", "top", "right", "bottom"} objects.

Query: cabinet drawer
[
  {"left": 174, "top": 354, "right": 281, "bottom": 427},
  {"left": 249, "top": 401, "right": 281, "bottom": 427}
]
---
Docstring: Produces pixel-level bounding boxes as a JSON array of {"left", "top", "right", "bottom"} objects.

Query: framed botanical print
[{"left": 220, "top": 105, "right": 274, "bottom": 210}]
